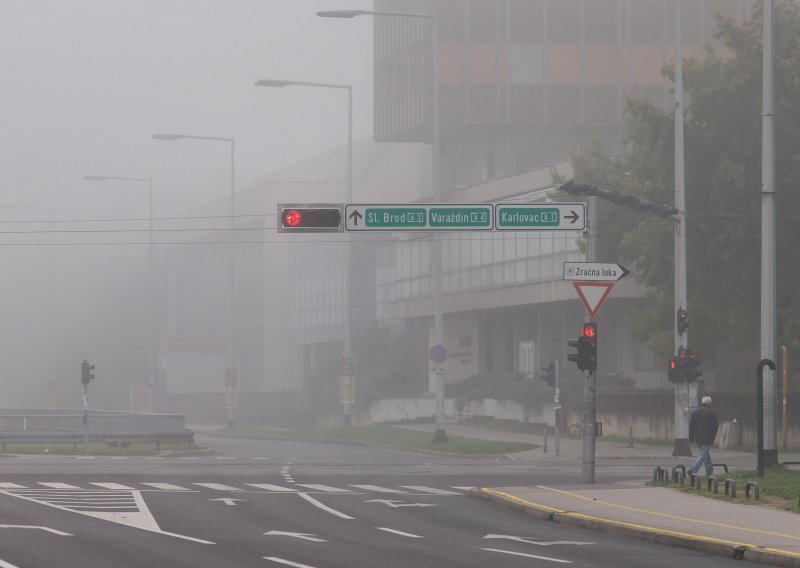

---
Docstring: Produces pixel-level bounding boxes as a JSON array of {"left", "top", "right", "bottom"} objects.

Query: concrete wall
[{"left": 368, "top": 397, "right": 554, "bottom": 425}]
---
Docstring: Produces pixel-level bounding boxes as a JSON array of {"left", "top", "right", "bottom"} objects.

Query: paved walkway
[{"left": 403, "top": 422, "right": 800, "bottom": 566}]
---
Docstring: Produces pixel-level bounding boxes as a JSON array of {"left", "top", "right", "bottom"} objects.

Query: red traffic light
[
  {"left": 582, "top": 323, "right": 597, "bottom": 338},
  {"left": 277, "top": 204, "right": 343, "bottom": 233},
  {"left": 283, "top": 209, "right": 303, "bottom": 227}
]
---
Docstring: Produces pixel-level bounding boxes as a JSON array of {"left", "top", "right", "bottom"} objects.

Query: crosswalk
[{"left": 0, "top": 481, "right": 474, "bottom": 495}]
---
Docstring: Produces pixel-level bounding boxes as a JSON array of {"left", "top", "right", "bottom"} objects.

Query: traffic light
[
  {"left": 668, "top": 357, "right": 683, "bottom": 383},
  {"left": 567, "top": 323, "right": 598, "bottom": 371},
  {"left": 81, "top": 359, "right": 95, "bottom": 387},
  {"left": 277, "top": 204, "right": 343, "bottom": 233},
  {"left": 580, "top": 322, "right": 598, "bottom": 371},
  {"left": 677, "top": 308, "right": 688, "bottom": 335},
  {"left": 540, "top": 361, "right": 556, "bottom": 388},
  {"left": 684, "top": 346, "right": 702, "bottom": 381}
]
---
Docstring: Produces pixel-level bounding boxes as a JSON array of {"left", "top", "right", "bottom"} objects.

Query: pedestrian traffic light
[
  {"left": 540, "top": 361, "right": 556, "bottom": 388},
  {"left": 81, "top": 359, "right": 95, "bottom": 387},
  {"left": 567, "top": 323, "right": 598, "bottom": 371},
  {"left": 668, "top": 357, "right": 683, "bottom": 383},
  {"left": 277, "top": 204, "right": 343, "bottom": 233},
  {"left": 677, "top": 308, "right": 689, "bottom": 335},
  {"left": 684, "top": 346, "right": 702, "bottom": 381}
]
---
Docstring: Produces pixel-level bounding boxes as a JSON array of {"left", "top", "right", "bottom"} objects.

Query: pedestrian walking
[{"left": 688, "top": 395, "right": 719, "bottom": 476}]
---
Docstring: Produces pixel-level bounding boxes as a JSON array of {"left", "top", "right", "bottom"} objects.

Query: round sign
[{"left": 429, "top": 344, "right": 447, "bottom": 365}]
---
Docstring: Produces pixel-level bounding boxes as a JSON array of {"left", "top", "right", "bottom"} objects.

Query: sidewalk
[
  {"left": 417, "top": 422, "right": 800, "bottom": 566},
  {"left": 471, "top": 484, "right": 800, "bottom": 567}
]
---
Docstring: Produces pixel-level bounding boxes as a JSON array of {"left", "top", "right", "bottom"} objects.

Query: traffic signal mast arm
[{"left": 559, "top": 180, "right": 679, "bottom": 218}]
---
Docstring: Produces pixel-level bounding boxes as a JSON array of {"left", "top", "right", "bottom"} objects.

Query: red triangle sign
[{"left": 572, "top": 281, "right": 614, "bottom": 320}]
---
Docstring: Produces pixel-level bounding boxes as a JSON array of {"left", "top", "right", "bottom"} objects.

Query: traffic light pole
[
  {"left": 83, "top": 384, "right": 89, "bottom": 456},
  {"left": 672, "top": 2, "right": 692, "bottom": 457},
  {"left": 582, "top": 196, "right": 599, "bottom": 484},
  {"left": 554, "top": 359, "right": 560, "bottom": 457}
]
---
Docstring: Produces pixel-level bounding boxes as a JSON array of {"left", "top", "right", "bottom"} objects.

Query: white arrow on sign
[
  {"left": 563, "top": 262, "right": 629, "bottom": 282},
  {"left": 264, "top": 531, "right": 326, "bottom": 543},
  {"left": 365, "top": 499, "right": 438, "bottom": 509},
  {"left": 209, "top": 498, "right": 244, "bottom": 506},
  {"left": 484, "top": 534, "right": 595, "bottom": 546}
]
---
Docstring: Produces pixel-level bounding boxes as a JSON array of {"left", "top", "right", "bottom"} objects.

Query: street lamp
[
  {"left": 83, "top": 175, "right": 156, "bottom": 405},
  {"left": 152, "top": 133, "right": 237, "bottom": 426},
  {"left": 318, "top": 8, "right": 446, "bottom": 442}
]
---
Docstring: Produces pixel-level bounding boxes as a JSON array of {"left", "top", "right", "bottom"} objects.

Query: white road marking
[
  {"left": 349, "top": 485, "right": 408, "bottom": 494},
  {"left": 484, "top": 534, "right": 594, "bottom": 546},
  {"left": 0, "top": 557, "right": 20, "bottom": 568},
  {"left": 216, "top": 457, "right": 235, "bottom": 460},
  {"left": 193, "top": 483, "right": 242, "bottom": 491},
  {"left": 0, "top": 525, "right": 72, "bottom": 536},
  {"left": 365, "top": 499, "right": 437, "bottom": 509},
  {"left": 294, "top": 484, "right": 351, "bottom": 493},
  {"left": 209, "top": 498, "right": 244, "bottom": 506},
  {"left": 253, "top": 457, "right": 270, "bottom": 460},
  {"left": 481, "top": 548, "right": 572, "bottom": 563},
  {"left": 451, "top": 486, "right": 474, "bottom": 491},
  {"left": 264, "top": 531, "right": 326, "bottom": 542},
  {"left": 141, "top": 483, "right": 191, "bottom": 491},
  {"left": 297, "top": 493, "right": 355, "bottom": 520},
  {"left": 376, "top": 527, "right": 423, "bottom": 538},
  {"left": 400, "top": 486, "right": 461, "bottom": 495},
  {"left": 0, "top": 483, "right": 25, "bottom": 489},
  {"left": 246, "top": 484, "right": 298, "bottom": 492},
  {"left": 38, "top": 483, "right": 79, "bottom": 489},
  {"left": 109, "top": 457, "right": 130, "bottom": 460},
  {"left": 90, "top": 483, "right": 135, "bottom": 490},
  {"left": 263, "top": 557, "right": 316, "bottom": 568}
]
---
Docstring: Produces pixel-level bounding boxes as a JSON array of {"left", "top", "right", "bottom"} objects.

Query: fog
[{"left": 0, "top": 0, "right": 373, "bottom": 407}]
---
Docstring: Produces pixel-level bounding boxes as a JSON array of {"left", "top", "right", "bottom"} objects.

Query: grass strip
[
  {"left": 653, "top": 465, "right": 800, "bottom": 513},
  {"left": 213, "top": 424, "right": 536, "bottom": 454}
]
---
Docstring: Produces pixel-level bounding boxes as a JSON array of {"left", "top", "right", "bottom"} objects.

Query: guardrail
[{"left": 0, "top": 409, "right": 192, "bottom": 451}]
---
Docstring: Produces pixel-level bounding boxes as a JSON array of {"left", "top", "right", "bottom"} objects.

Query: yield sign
[{"left": 572, "top": 281, "right": 614, "bottom": 320}]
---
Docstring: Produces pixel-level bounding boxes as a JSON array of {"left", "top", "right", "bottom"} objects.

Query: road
[{"left": 0, "top": 434, "right": 745, "bottom": 567}]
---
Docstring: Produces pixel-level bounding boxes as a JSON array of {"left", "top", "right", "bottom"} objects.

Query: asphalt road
[{"left": 0, "top": 435, "right": 748, "bottom": 567}]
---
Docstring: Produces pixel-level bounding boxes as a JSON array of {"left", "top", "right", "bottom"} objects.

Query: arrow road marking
[
  {"left": 264, "top": 531, "right": 326, "bottom": 543},
  {"left": 365, "top": 499, "right": 438, "bottom": 509},
  {"left": 297, "top": 492, "right": 355, "bottom": 520},
  {"left": 484, "top": 534, "right": 594, "bottom": 546},
  {"left": 481, "top": 548, "right": 572, "bottom": 563},
  {"left": 0, "top": 525, "right": 72, "bottom": 536},
  {"left": 209, "top": 498, "right": 244, "bottom": 506}
]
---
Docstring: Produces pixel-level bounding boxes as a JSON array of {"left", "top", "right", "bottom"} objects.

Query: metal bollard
[
  {"left": 712, "top": 463, "right": 729, "bottom": 474},
  {"left": 707, "top": 476, "right": 716, "bottom": 492},
  {"left": 724, "top": 479, "right": 737, "bottom": 498},
  {"left": 543, "top": 428, "right": 548, "bottom": 453},
  {"left": 653, "top": 467, "right": 661, "bottom": 482},
  {"left": 745, "top": 482, "right": 760, "bottom": 500}
]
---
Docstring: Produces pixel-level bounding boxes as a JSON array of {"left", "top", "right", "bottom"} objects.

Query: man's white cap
[{"left": 702, "top": 395, "right": 712, "bottom": 405}]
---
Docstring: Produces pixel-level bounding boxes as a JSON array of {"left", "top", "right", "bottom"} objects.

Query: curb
[
  {"left": 469, "top": 488, "right": 800, "bottom": 568},
  {"left": 202, "top": 431, "right": 517, "bottom": 459}
]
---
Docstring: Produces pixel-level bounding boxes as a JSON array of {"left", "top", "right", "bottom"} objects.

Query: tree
[{"left": 566, "top": 2, "right": 800, "bottom": 389}]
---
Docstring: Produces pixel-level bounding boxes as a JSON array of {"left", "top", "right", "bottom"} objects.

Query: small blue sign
[{"left": 429, "top": 344, "right": 447, "bottom": 365}]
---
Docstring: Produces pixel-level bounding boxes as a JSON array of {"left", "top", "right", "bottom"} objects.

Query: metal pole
[
  {"left": 343, "top": 85, "right": 354, "bottom": 426},
  {"left": 227, "top": 140, "right": 237, "bottom": 428},
  {"left": 761, "top": 0, "right": 778, "bottom": 468},
  {"left": 554, "top": 359, "right": 560, "bottom": 456},
  {"left": 148, "top": 178, "right": 157, "bottom": 412},
  {"left": 780, "top": 345, "right": 788, "bottom": 450},
  {"left": 83, "top": 387, "right": 89, "bottom": 456},
  {"left": 582, "top": 196, "right": 599, "bottom": 483},
  {"left": 672, "top": 0, "right": 692, "bottom": 457},
  {"left": 430, "top": 15, "right": 447, "bottom": 444}
]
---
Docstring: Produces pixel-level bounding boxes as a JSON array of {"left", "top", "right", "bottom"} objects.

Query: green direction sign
[
  {"left": 345, "top": 204, "right": 492, "bottom": 231},
  {"left": 495, "top": 203, "right": 586, "bottom": 231}
]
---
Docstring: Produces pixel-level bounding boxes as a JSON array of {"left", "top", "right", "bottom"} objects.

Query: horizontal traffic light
[{"left": 277, "top": 204, "right": 343, "bottom": 233}]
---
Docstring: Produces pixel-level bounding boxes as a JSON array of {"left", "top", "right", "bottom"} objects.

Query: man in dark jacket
[{"left": 688, "top": 396, "right": 720, "bottom": 476}]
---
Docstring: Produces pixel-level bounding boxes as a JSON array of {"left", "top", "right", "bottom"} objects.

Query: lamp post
[
  {"left": 318, "top": 8, "right": 446, "bottom": 442},
  {"left": 255, "top": 78, "right": 354, "bottom": 425},
  {"left": 152, "top": 133, "right": 237, "bottom": 426},
  {"left": 83, "top": 175, "right": 156, "bottom": 406}
]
